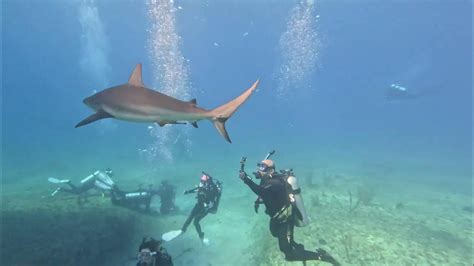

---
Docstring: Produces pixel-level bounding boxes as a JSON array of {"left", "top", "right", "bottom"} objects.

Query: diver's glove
[
  {"left": 184, "top": 186, "right": 198, "bottom": 194},
  {"left": 239, "top": 170, "right": 250, "bottom": 181},
  {"left": 254, "top": 197, "right": 263, "bottom": 213}
]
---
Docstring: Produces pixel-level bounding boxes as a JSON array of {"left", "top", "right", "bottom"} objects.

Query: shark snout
[{"left": 83, "top": 96, "right": 100, "bottom": 110}]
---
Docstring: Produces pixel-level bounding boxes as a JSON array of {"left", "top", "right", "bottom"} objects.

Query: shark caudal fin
[{"left": 209, "top": 80, "right": 259, "bottom": 143}]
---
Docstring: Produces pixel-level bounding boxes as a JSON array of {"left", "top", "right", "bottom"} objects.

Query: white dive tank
[
  {"left": 125, "top": 192, "right": 150, "bottom": 199},
  {"left": 287, "top": 175, "right": 309, "bottom": 227},
  {"left": 94, "top": 170, "right": 115, "bottom": 190},
  {"left": 80, "top": 172, "right": 97, "bottom": 185}
]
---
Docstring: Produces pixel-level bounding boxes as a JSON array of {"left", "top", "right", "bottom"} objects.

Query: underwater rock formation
[{"left": 1, "top": 195, "right": 138, "bottom": 265}]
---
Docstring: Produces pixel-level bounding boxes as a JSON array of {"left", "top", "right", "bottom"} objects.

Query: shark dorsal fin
[
  {"left": 188, "top": 98, "right": 197, "bottom": 105},
  {"left": 128, "top": 64, "right": 144, "bottom": 87}
]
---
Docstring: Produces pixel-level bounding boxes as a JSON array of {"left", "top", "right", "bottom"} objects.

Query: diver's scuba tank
[
  {"left": 95, "top": 170, "right": 115, "bottom": 186},
  {"left": 125, "top": 191, "right": 151, "bottom": 200},
  {"left": 284, "top": 170, "right": 310, "bottom": 227},
  {"left": 208, "top": 180, "right": 222, "bottom": 214},
  {"left": 80, "top": 172, "right": 98, "bottom": 185},
  {"left": 94, "top": 170, "right": 115, "bottom": 190}
]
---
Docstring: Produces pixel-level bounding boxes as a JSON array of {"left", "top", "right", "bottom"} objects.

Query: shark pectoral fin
[
  {"left": 213, "top": 118, "right": 231, "bottom": 143},
  {"left": 75, "top": 110, "right": 112, "bottom": 128},
  {"left": 191, "top": 121, "right": 198, "bottom": 128},
  {"left": 128, "top": 63, "right": 144, "bottom": 87}
]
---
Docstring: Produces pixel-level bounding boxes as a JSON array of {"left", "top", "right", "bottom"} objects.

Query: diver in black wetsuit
[
  {"left": 156, "top": 180, "right": 178, "bottom": 215},
  {"left": 239, "top": 159, "right": 340, "bottom": 265},
  {"left": 161, "top": 172, "right": 222, "bottom": 244},
  {"left": 180, "top": 172, "right": 221, "bottom": 245},
  {"left": 111, "top": 182, "right": 178, "bottom": 214},
  {"left": 110, "top": 184, "right": 157, "bottom": 213}
]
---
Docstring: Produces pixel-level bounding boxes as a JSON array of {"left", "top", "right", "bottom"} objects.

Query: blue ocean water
[{"left": 2, "top": 1, "right": 472, "bottom": 265}]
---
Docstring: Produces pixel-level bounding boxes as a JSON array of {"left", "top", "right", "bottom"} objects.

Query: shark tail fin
[{"left": 208, "top": 80, "right": 259, "bottom": 143}]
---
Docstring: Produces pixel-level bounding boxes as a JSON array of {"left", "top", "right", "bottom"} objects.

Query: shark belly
[{"left": 101, "top": 104, "right": 206, "bottom": 123}]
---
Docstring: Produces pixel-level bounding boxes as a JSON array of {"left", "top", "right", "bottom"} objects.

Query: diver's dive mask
[
  {"left": 257, "top": 162, "right": 269, "bottom": 172},
  {"left": 255, "top": 163, "right": 273, "bottom": 179},
  {"left": 258, "top": 159, "right": 275, "bottom": 172},
  {"left": 105, "top": 168, "right": 113, "bottom": 176},
  {"left": 138, "top": 250, "right": 156, "bottom": 264}
]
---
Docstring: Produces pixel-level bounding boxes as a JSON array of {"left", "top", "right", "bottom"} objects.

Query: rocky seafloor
[{"left": 1, "top": 170, "right": 472, "bottom": 266}]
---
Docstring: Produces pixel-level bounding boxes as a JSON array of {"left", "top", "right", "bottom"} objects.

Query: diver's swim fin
[
  {"left": 48, "top": 177, "right": 70, "bottom": 184},
  {"left": 315, "top": 248, "right": 340, "bottom": 266},
  {"left": 51, "top": 187, "right": 62, "bottom": 196},
  {"left": 202, "top": 237, "right": 210, "bottom": 246},
  {"left": 162, "top": 230, "right": 183, "bottom": 242}
]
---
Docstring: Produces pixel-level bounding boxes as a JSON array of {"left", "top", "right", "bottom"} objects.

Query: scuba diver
[
  {"left": 161, "top": 172, "right": 222, "bottom": 246},
  {"left": 110, "top": 180, "right": 178, "bottom": 214},
  {"left": 385, "top": 83, "right": 421, "bottom": 101},
  {"left": 238, "top": 151, "right": 340, "bottom": 265},
  {"left": 48, "top": 168, "right": 115, "bottom": 197},
  {"left": 156, "top": 180, "right": 179, "bottom": 215},
  {"left": 110, "top": 184, "right": 158, "bottom": 213},
  {"left": 136, "top": 237, "right": 173, "bottom": 266}
]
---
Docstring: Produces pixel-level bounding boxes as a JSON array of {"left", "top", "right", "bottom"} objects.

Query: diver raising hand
[{"left": 239, "top": 151, "right": 340, "bottom": 265}]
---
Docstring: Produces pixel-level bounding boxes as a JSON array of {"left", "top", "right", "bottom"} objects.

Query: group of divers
[{"left": 48, "top": 151, "right": 340, "bottom": 266}]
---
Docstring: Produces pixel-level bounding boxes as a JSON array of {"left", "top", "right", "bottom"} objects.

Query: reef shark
[{"left": 75, "top": 64, "right": 259, "bottom": 143}]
